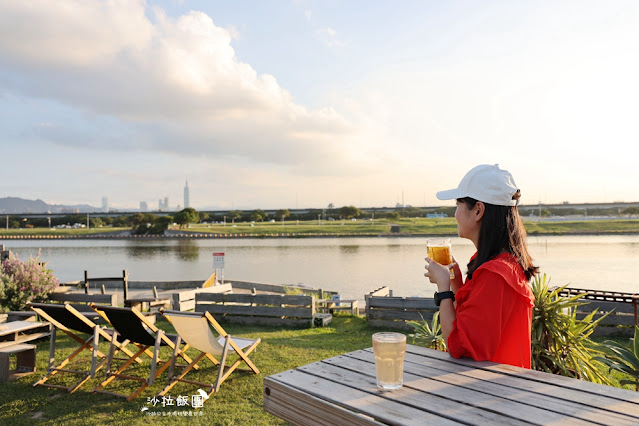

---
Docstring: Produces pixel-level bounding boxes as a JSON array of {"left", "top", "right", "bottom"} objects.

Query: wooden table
[
  {"left": 0, "top": 321, "right": 50, "bottom": 350},
  {"left": 124, "top": 297, "right": 170, "bottom": 312},
  {"left": 264, "top": 345, "right": 639, "bottom": 425},
  {"left": 0, "top": 320, "right": 50, "bottom": 382},
  {"left": 316, "top": 298, "right": 359, "bottom": 316}
]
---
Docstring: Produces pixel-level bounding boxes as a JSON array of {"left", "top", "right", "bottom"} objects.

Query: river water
[{"left": 3, "top": 235, "right": 638, "bottom": 301}]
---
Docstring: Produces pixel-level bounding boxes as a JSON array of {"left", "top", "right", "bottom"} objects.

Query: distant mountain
[{"left": 0, "top": 197, "right": 99, "bottom": 214}]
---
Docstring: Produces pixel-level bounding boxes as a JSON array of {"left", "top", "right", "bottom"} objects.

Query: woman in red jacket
[{"left": 425, "top": 164, "right": 538, "bottom": 368}]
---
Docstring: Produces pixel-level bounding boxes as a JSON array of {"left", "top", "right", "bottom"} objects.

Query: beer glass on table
[{"left": 372, "top": 332, "right": 406, "bottom": 390}]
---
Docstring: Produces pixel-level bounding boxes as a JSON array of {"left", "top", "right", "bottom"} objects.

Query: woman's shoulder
[
  {"left": 473, "top": 253, "right": 533, "bottom": 300},
  {"left": 474, "top": 253, "right": 524, "bottom": 281}
]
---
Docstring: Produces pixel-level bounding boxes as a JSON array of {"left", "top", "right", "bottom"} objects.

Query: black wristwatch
[{"left": 434, "top": 291, "right": 455, "bottom": 306}]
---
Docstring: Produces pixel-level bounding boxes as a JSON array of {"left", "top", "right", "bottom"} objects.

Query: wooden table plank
[
  {"left": 265, "top": 366, "right": 464, "bottom": 425},
  {"left": 411, "top": 347, "right": 639, "bottom": 400},
  {"left": 401, "top": 350, "right": 639, "bottom": 420},
  {"left": 324, "top": 352, "right": 592, "bottom": 426},
  {"left": 297, "top": 358, "right": 533, "bottom": 425},
  {"left": 345, "top": 350, "right": 639, "bottom": 425},
  {"left": 0, "top": 321, "right": 50, "bottom": 350},
  {"left": 407, "top": 346, "right": 639, "bottom": 406},
  {"left": 264, "top": 346, "right": 639, "bottom": 426},
  {"left": 0, "top": 321, "right": 46, "bottom": 336},
  {"left": 265, "top": 377, "right": 384, "bottom": 426}
]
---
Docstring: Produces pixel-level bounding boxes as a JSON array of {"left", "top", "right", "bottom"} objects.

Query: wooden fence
[
  {"left": 365, "top": 285, "right": 637, "bottom": 336},
  {"left": 558, "top": 288, "right": 638, "bottom": 336},
  {"left": 365, "top": 286, "right": 437, "bottom": 331},
  {"left": 171, "top": 284, "right": 233, "bottom": 311},
  {"left": 48, "top": 292, "right": 118, "bottom": 317},
  {"left": 83, "top": 270, "right": 129, "bottom": 300},
  {"left": 195, "top": 293, "right": 315, "bottom": 328}
]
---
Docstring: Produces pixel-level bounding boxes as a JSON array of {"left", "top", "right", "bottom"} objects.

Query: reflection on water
[
  {"left": 124, "top": 244, "right": 173, "bottom": 259},
  {"left": 175, "top": 240, "right": 199, "bottom": 261},
  {"left": 123, "top": 240, "right": 200, "bottom": 261},
  {"left": 339, "top": 245, "right": 360, "bottom": 254}
]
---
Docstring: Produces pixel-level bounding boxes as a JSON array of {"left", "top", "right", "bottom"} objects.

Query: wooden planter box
[
  {"left": 171, "top": 283, "right": 233, "bottom": 311},
  {"left": 196, "top": 293, "right": 315, "bottom": 328},
  {"left": 365, "top": 286, "right": 436, "bottom": 331}
]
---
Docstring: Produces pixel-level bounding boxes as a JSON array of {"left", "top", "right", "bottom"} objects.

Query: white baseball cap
[{"left": 436, "top": 164, "right": 520, "bottom": 207}]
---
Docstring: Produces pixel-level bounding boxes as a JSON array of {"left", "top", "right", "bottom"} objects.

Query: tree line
[
  {"left": 4, "top": 205, "right": 638, "bottom": 235},
  {"left": 3, "top": 205, "right": 451, "bottom": 234}
]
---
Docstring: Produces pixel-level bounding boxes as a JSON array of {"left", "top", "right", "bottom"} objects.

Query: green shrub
[
  {"left": 596, "top": 326, "right": 639, "bottom": 391},
  {"left": 408, "top": 311, "right": 447, "bottom": 351},
  {"left": 0, "top": 255, "right": 60, "bottom": 312},
  {"left": 531, "top": 274, "right": 611, "bottom": 384}
]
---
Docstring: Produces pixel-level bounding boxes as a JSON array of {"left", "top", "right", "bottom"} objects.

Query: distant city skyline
[
  {"left": 2, "top": 194, "right": 638, "bottom": 215},
  {"left": 1, "top": 1, "right": 638, "bottom": 210},
  {"left": 184, "top": 181, "right": 190, "bottom": 209}
]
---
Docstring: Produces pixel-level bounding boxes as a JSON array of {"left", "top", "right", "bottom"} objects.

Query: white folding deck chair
[{"left": 158, "top": 309, "right": 261, "bottom": 401}]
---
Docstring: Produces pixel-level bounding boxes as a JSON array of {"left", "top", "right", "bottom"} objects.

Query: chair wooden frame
[
  {"left": 28, "top": 302, "right": 138, "bottom": 393},
  {"left": 89, "top": 303, "right": 196, "bottom": 401},
  {"left": 158, "top": 309, "right": 261, "bottom": 402}
]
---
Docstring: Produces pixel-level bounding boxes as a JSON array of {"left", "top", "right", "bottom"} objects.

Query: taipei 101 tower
[{"left": 184, "top": 180, "right": 190, "bottom": 208}]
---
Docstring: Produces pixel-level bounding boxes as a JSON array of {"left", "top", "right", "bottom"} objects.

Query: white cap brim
[{"left": 436, "top": 188, "right": 465, "bottom": 201}]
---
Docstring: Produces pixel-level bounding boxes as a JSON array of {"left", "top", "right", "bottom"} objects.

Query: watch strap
[{"left": 434, "top": 291, "right": 455, "bottom": 306}]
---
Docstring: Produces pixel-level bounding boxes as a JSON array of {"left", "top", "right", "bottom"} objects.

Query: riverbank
[{"left": 1, "top": 217, "right": 638, "bottom": 239}]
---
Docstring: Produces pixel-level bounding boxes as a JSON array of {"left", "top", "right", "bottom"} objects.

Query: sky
[{"left": 1, "top": 0, "right": 638, "bottom": 211}]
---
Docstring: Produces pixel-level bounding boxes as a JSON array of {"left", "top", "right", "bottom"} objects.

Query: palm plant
[
  {"left": 531, "top": 273, "right": 612, "bottom": 384},
  {"left": 407, "top": 311, "right": 447, "bottom": 351},
  {"left": 595, "top": 326, "right": 639, "bottom": 391}
]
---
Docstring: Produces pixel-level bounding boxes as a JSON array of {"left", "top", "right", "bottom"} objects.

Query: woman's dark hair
[{"left": 458, "top": 196, "right": 538, "bottom": 280}]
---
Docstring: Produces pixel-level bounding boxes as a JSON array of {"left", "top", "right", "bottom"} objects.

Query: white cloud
[
  {"left": 0, "top": 0, "right": 365, "bottom": 174},
  {"left": 4, "top": 1, "right": 636, "bottom": 209},
  {"left": 0, "top": 0, "right": 153, "bottom": 68},
  {"left": 316, "top": 27, "right": 345, "bottom": 48}
]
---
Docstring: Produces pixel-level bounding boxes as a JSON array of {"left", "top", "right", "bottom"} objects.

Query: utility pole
[
  {"left": 538, "top": 201, "right": 541, "bottom": 220},
  {"left": 402, "top": 189, "right": 405, "bottom": 217}
]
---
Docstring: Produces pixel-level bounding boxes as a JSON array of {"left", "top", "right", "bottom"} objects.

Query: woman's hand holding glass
[{"left": 425, "top": 255, "right": 462, "bottom": 293}]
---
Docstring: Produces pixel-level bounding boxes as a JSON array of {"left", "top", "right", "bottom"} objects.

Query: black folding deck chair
[
  {"left": 28, "top": 302, "right": 138, "bottom": 393},
  {"left": 89, "top": 304, "right": 196, "bottom": 401}
]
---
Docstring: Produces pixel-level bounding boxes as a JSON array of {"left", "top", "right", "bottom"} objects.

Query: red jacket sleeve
[{"left": 447, "top": 269, "right": 518, "bottom": 361}]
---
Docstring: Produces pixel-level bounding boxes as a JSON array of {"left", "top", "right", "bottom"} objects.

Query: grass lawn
[
  {"left": 0, "top": 227, "right": 130, "bottom": 236},
  {"left": 183, "top": 217, "right": 639, "bottom": 236},
  {"left": 1, "top": 315, "right": 636, "bottom": 425},
  {"left": 0, "top": 316, "right": 380, "bottom": 425},
  {"left": 1, "top": 217, "right": 638, "bottom": 238}
]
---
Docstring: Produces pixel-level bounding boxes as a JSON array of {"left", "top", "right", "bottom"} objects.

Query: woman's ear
[{"left": 474, "top": 201, "right": 485, "bottom": 222}]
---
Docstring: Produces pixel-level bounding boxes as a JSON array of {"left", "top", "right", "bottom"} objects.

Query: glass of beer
[
  {"left": 372, "top": 332, "right": 406, "bottom": 390},
  {"left": 427, "top": 238, "right": 454, "bottom": 279}
]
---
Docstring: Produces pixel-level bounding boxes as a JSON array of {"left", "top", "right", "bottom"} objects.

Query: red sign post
[{"left": 212, "top": 252, "right": 225, "bottom": 284}]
